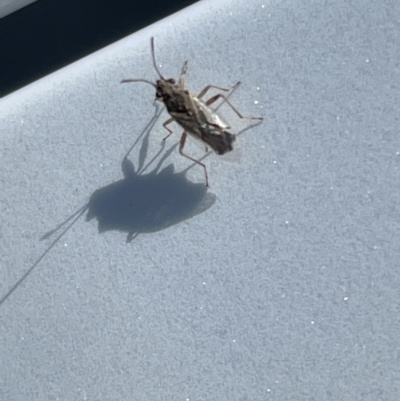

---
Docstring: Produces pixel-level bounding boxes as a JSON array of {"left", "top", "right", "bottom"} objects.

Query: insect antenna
[
  {"left": 120, "top": 37, "right": 164, "bottom": 87},
  {"left": 150, "top": 37, "right": 166, "bottom": 80}
]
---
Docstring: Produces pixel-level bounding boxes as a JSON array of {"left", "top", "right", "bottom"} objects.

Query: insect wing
[
  {"left": 191, "top": 97, "right": 235, "bottom": 155},
  {"left": 192, "top": 97, "right": 229, "bottom": 131}
]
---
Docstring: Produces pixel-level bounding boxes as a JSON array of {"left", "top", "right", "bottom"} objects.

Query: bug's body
[
  {"left": 121, "top": 37, "right": 262, "bottom": 186},
  {"left": 164, "top": 89, "right": 236, "bottom": 155}
]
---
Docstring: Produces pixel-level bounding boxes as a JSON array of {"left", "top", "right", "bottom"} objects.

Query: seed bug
[{"left": 121, "top": 37, "right": 263, "bottom": 186}]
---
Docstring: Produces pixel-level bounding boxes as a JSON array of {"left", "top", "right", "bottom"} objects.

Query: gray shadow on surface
[
  {"left": 87, "top": 102, "right": 216, "bottom": 242},
  {"left": 86, "top": 155, "right": 216, "bottom": 243}
]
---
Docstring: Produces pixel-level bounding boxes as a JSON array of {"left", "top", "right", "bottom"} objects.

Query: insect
[{"left": 121, "top": 37, "right": 263, "bottom": 186}]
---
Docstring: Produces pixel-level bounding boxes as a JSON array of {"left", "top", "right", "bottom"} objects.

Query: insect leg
[
  {"left": 179, "top": 132, "right": 209, "bottom": 187},
  {"left": 205, "top": 93, "right": 263, "bottom": 121},
  {"left": 162, "top": 117, "right": 175, "bottom": 140},
  {"left": 197, "top": 81, "right": 240, "bottom": 99}
]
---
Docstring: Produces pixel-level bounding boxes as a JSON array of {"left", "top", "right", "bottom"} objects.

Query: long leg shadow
[{"left": 0, "top": 104, "right": 216, "bottom": 306}]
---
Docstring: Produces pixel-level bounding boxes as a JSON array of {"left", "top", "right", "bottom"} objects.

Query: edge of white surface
[
  {"left": 2, "top": 0, "right": 265, "bottom": 108},
  {"left": 0, "top": 0, "right": 37, "bottom": 18}
]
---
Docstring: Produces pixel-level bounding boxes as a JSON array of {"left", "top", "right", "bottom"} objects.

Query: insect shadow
[
  {"left": 86, "top": 103, "right": 216, "bottom": 242},
  {"left": 87, "top": 148, "right": 215, "bottom": 243},
  {"left": 0, "top": 105, "right": 216, "bottom": 306}
]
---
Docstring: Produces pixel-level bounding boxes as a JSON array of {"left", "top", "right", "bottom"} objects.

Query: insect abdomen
[{"left": 201, "top": 131, "right": 236, "bottom": 155}]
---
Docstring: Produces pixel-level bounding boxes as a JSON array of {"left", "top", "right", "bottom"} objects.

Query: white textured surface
[{"left": 1, "top": 0, "right": 400, "bottom": 400}]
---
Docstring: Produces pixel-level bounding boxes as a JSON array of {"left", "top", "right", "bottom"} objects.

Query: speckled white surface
[{"left": 1, "top": 0, "right": 400, "bottom": 400}]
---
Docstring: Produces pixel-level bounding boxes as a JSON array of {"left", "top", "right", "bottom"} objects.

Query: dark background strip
[{"left": 0, "top": 0, "right": 200, "bottom": 97}]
